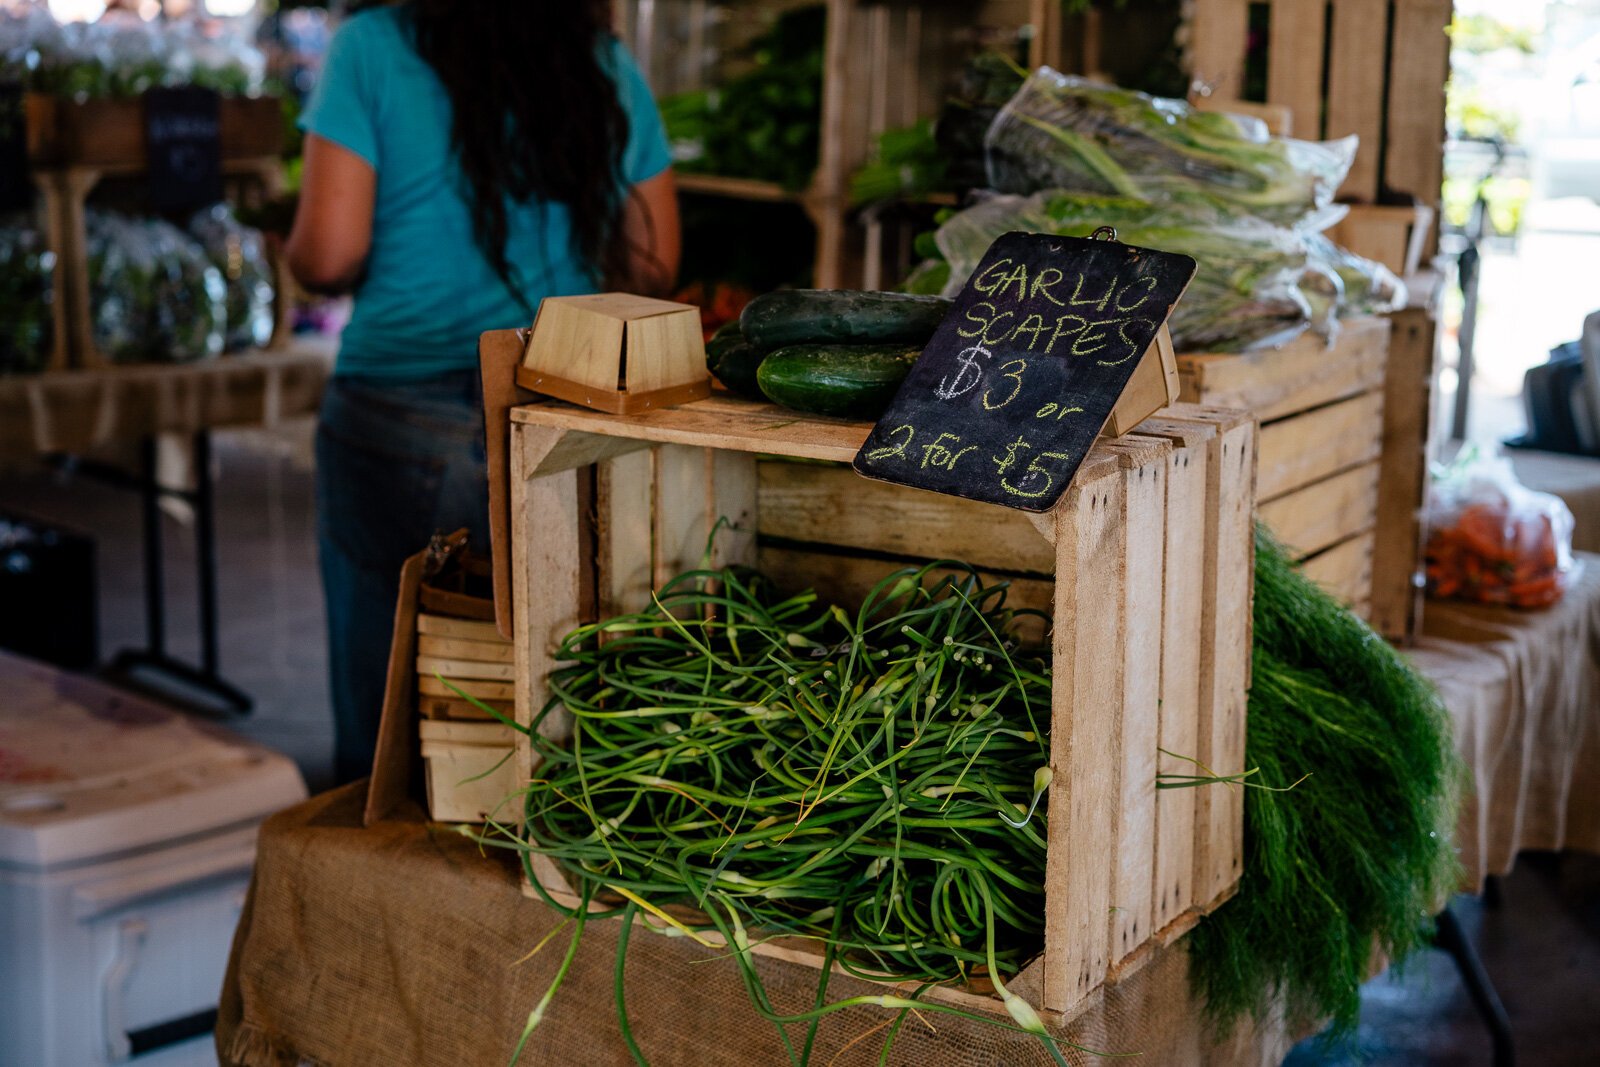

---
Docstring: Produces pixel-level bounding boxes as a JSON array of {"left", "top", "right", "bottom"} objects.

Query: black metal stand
[
  {"left": 1434, "top": 904, "right": 1515, "bottom": 1067},
  {"left": 60, "top": 432, "right": 252, "bottom": 716}
]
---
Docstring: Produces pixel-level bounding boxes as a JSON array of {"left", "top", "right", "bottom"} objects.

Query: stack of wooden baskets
[{"left": 411, "top": 547, "right": 518, "bottom": 824}]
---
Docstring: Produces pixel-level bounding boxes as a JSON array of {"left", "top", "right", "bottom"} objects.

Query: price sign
[
  {"left": 852, "top": 230, "right": 1195, "bottom": 512},
  {"left": 144, "top": 86, "right": 223, "bottom": 213},
  {"left": 0, "top": 82, "right": 30, "bottom": 212}
]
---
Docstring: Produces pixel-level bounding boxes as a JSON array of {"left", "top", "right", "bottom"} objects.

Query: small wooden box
[{"left": 518, "top": 293, "right": 710, "bottom": 414}]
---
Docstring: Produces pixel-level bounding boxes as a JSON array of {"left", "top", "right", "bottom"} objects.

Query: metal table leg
[
  {"left": 1434, "top": 904, "right": 1515, "bottom": 1067},
  {"left": 92, "top": 431, "right": 252, "bottom": 716}
]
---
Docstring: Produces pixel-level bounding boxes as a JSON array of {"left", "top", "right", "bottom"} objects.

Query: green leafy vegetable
[{"left": 1188, "top": 529, "right": 1462, "bottom": 1036}]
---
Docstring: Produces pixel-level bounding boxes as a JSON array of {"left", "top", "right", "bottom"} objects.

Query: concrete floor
[{"left": 1, "top": 424, "right": 1597, "bottom": 1063}]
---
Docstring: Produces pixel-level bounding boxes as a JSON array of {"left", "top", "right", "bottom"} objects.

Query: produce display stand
[
  {"left": 501, "top": 375, "right": 1257, "bottom": 1019},
  {"left": 1177, "top": 315, "right": 1390, "bottom": 617},
  {"left": 619, "top": 0, "right": 1070, "bottom": 289},
  {"left": 22, "top": 91, "right": 287, "bottom": 369}
]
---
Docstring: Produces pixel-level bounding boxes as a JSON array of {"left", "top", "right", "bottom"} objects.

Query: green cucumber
[
  {"left": 739, "top": 290, "right": 953, "bottom": 350},
  {"left": 705, "top": 321, "right": 766, "bottom": 399},
  {"left": 756, "top": 344, "right": 919, "bottom": 419}
]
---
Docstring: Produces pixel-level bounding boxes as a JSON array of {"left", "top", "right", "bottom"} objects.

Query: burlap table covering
[
  {"left": 1410, "top": 552, "right": 1600, "bottom": 889},
  {"left": 0, "top": 344, "right": 331, "bottom": 462},
  {"left": 218, "top": 783, "right": 1293, "bottom": 1067},
  {"left": 218, "top": 560, "right": 1600, "bottom": 1067}
]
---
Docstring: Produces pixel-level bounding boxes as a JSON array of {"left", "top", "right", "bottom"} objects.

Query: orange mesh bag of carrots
[{"left": 1423, "top": 451, "right": 1578, "bottom": 609}]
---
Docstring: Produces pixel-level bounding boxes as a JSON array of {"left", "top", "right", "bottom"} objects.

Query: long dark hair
[{"left": 410, "top": 0, "right": 631, "bottom": 298}]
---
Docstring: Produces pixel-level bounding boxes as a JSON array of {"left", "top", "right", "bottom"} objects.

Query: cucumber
[
  {"left": 756, "top": 344, "right": 919, "bottom": 419},
  {"left": 739, "top": 290, "right": 953, "bottom": 350},
  {"left": 705, "top": 321, "right": 765, "bottom": 399}
]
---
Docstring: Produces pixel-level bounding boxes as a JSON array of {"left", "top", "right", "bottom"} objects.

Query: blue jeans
[{"left": 315, "top": 370, "right": 488, "bottom": 783}]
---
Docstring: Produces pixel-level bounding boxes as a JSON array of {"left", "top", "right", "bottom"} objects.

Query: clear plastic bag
[
  {"left": 1, "top": 4, "right": 265, "bottom": 97},
  {"left": 86, "top": 210, "right": 225, "bottom": 364},
  {"left": 0, "top": 218, "right": 57, "bottom": 376},
  {"left": 1304, "top": 232, "right": 1407, "bottom": 316},
  {"left": 983, "top": 69, "right": 1356, "bottom": 228},
  {"left": 928, "top": 190, "right": 1314, "bottom": 352},
  {"left": 187, "top": 203, "right": 275, "bottom": 351},
  {"left": 1423, "top": 450, "right": 1578, "bottom": 609}
]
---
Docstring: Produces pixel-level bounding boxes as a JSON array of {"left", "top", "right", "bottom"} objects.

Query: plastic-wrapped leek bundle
[
  {"left": 984, "top": 70, "right": 1356, "bottom": 228},
  {"left": 0, "top": 219, "right": 57, "bottom": 376},
  {"left": 913, "top": 190, "right": 1318, "bottom": 352},
  {"left": 187, "top": 204, "right": 275, "bottom": 351},
  {"left": 87, "top": 210, "right": 225, "bottom": 364}
]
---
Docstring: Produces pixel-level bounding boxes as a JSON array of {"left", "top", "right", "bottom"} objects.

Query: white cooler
[{"left": 0, "top": 652, "right": 307, "bottom": 1067}]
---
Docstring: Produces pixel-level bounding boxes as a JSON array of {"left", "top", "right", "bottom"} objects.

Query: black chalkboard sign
[
  {"left": 853, "top": 231, "right": 1195, "bottom": 512},
  {"left": 144, "top": 86, "right": 223, "bottom": 213},
  {"left": 0, "top": 82, "right": 30, "bottom": 213}
]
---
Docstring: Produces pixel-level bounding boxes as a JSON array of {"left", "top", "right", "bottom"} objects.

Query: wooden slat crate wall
[
  {"left": 1178, "top": 316, "right": 1390, "bottom": 618},
  {"left": 505, "top": 383, "right": 1255, "bottom": 1019},
  {"left": 1369, "top": 304, "right": 1439, "bottom": 642},
  {"left": 1187, "top": 0, "right": 1452, "bottom": 222},
  {"left": 618, "top": 0, "right": 1066, "bottom": 289}
]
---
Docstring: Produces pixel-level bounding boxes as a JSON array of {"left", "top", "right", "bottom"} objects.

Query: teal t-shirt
[{"left": 300, "top": 7, "right": 671, "bottom": 378}]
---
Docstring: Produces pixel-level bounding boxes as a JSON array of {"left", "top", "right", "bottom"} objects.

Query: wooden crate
[
  {"left": 1187, "top": 0, "right": 1451, "bottom": 241},
  {"left": 1179, "top": 316, "right": 1390, "bottom": 616},
  {"left": 504, "top": 378, "right": 1255, "bottom": 1019},
  {"left": 24, "top": 93, "right": 283, "bottom": 168}
]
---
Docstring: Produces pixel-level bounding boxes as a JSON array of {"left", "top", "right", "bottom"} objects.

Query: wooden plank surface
[
  {"left": 419, "top": 675, "right": 515, "bottom": 701},
  {"left": 1109, "top": 444, "right": 1167, "bottom": 964},
  {"left": 1258, "top": 461, "right": 1381, "bottom": 559},
  {"left": 1257, "top": 390, "right": 1385, "bottom": 501},
  {"left": 755, "top": 546, "right": 1054, "bottom": 647},
  {"left": 598, "top": 449, "right": 657, "bottom": 618},
  {"left": 1161, "top": 413, "right": 1257, "bottom": 909},
  {"left": 1177, "top": 317, "right": 1390, "bottom": 422},
  {"left": 415, "top": 656, "right": 516, "bottom": 683},
  {"left": 1300, "top": 529, "right": 1377, "bottom": 609},
  {"left": 1370, "top": 307, "right": 1436, "bottom": 641},
  {"left": 709, "top": 449, "right": 760, "bottom": 571},
  {"left": 757, "top": 461, "right": 1057, "bottom": 574},
  {"left": 1266, "top": 0, "right": 1328, "bottom": 142},
  {"left": 417, "top": 635, "right": 513, "bottom": 663},
  {"left": 1134, "top": 417, "right": 1215, "bottom": 931},
  {"left": 417, "top": 695, "right": 508, "bottom": 721},
  {"left": 1043, "top": 464, "right": 1127, "bottom": 1014},
  {"left": 416, "top": 613, "right": 505, "bottom": 642},
  {"left": 1325, "top": 0, "right": 1388, "bottom": 201},
  {"left": 1385, "top": 0, "right": 1451, "bottom": 219},
  {"left": 1187, "top": 0, "right": 1251, "bottom": 100}
]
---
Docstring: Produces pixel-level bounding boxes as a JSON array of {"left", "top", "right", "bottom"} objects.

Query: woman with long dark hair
[{"left": 286, "top": 1, "right": 678, "bottom": 782}]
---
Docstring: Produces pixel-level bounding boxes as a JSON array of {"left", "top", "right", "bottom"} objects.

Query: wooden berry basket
[{"left": 496, "top": 323, "right": 1255, "bottom": 1019}]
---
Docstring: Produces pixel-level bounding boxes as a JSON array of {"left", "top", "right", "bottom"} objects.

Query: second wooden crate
[
  {"left": 1179, "top": 317, "right": 1390, "bottom": 616},
  {"left": 504, "top": 379, "right": 1255, "bottom": 1020}
]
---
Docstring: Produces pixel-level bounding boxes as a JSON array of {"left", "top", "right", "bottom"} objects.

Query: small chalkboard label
[
  {"left": 0, "top": 82, "right": 31, "bottom": 213},
  {"left": 144, "top": 86, "right": 223, "bottom": 213},
  {"left": 853, "top": 230, "right": 1195, "bottom": 512}
]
